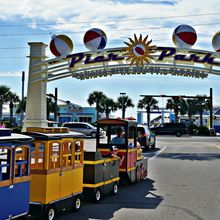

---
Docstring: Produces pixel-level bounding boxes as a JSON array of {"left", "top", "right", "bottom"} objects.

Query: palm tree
[
  {"left": 116, "top": 95, "right": 134, "bottom": 119},
  {"left": 186, "top": 99, "right": 198, "bottom": 125},
  {"left": 194, "top": 96, "right": 210, "bottom": 127},
  {"left": 87, "top": 91, "right": 106, "bottom": 121},
  {"left": 0, "top": 85, "right": 18, "bottom": 120},
  {"left": 137, "top": 96, "right": 159, "bottom": 127},
  {"left": 166, "top": 97, "right": 187, "bottom": 123},
  {"left": 16, "top": 98, "right": 26, "bottom": 114},
  {"left": 16, "top": 97, "right": 26, "bottom": 127},
  {"left": 8, "top": 92, "right": 19, "bottom": 127},
  {"left": 99, "top": 97, "right": 117, "bottom": 118},
  {"left": 47, "top": 97, "right": 58, "bottom": 120}
]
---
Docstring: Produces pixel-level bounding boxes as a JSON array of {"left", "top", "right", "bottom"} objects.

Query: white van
[{"left": 62, "top": 122, "right": 105, "bottom": 138}]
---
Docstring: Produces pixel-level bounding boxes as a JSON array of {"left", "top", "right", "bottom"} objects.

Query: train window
[
  {"left": 74, "top": 140, "right": 83, "bottom": 164},
  {"left": 49, "top": 142, "right": 61, "bottom": 169},
  {"left": 128, "top": 126, "right": 136, "bottom": 148},
  {"left": 0, "top": 147, "right": 11, "bottom": 181},
  {"left": 62, "top": 141, "right": 73, "bottom": 167},
  {"left": 99, "top": 125, "right": 108, "bottom": 144},
  {"left": 14, "top": 146, "right": 29, "bottom": 177},
  {"left": 31, "top": 142, "right": 45, "bottom": 170},
  {"left": 109, "top": 126, "right": 125, "bottom": 145}
]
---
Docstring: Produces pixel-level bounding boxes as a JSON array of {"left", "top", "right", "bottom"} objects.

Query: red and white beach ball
[
  {"left": 83, "top": 28, "right": 107, "bottom": 51},
  {"left": 132, "top": 44, "right": 145, "bottom": 57},
  {"left": 172, "top": 25, "right": 197, "bottom": 48},
  {"left": 50, "top": 34, "right": 73, "bottom": 57},
  {"left": 212, "top": 31, "right": 220, "bottom": 52}
]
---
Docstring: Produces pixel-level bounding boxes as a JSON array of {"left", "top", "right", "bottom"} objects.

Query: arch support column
[{"left": 22, "top": 42, "right": 48, "bottom": 131}]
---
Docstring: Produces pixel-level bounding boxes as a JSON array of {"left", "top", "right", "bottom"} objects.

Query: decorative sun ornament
[{"left": 124, "top": 34, "right": 157, "bottom": 66}]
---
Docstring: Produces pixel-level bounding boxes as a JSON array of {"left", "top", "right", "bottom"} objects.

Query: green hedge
[{"left": 197, "top": 126, "right": 210, "bottom": 136}]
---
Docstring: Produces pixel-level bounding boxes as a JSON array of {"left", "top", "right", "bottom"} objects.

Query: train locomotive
[{"left": 96, "top": 119, "right": 148, "bottom": 183}]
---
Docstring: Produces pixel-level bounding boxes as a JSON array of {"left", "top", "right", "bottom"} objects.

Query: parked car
[
  {"left": 151, "top": 122, "right": 188, "bottom": 137},
  {"left": 137, "top": 124, "right": 156, "bottom": 151},
  {"left": 62, "top": 122, "right": 105, "bottom": 138}
]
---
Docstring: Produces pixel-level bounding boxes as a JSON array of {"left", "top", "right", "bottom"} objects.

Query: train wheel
[
  {"left": 140, "top": 165, "right": 145, "bottom": 180},
  {"left": 141, "top": 165, "right": 148, "bottom": 180},
  {"left": 111, "top": 182, "right": 119, "bottom": 195},
  {"left": 21, "top": 214, "right": 29, "bottom": 220},
  {"left": 136, "top": 166, "right": 141, "bottom": 182},
  {"left": 93, "top": 188, "right": 102, "bottom": 203},
  {"left": 44, "top": 205, "right": 56, "bottom": 220},
  {"left": 72, "top": 196, "right": 81, "bottom": 212}
]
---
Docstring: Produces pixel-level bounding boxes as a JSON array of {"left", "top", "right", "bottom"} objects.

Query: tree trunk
[
  {"left": 122, "top": 106, "right": 126, "bottom": 119},
  {"left": 9, "top": 101, "right": 13, "bottom": 127},
  {"left": 199, "top": 111, "right": 203, "bottom": 127},
  {"left": 174, "top": 109, "right": 179, "bottom": 123},
  {"left": 96, "top": 100, "right": 99, "bottom": 121},
  {"left": 147, "top": 106, "right": 150, "bottom": 127},
  {"left": 106, "top": 111, "right": 110, "bottom": 118},
  {"left": 188, "top": 113, "right": 192, "bottom": 125},
  {"left": 0, "top": 102, "right": 3, "bottom": 120}
]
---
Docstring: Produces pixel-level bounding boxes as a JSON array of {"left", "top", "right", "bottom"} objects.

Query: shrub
[
  {"left": 188, "top": 124, "right": 198, "bottom": 135},
  {"left": 197, "top": 126, "right": 209, "bottom": 136},
  {"left": 12, "top": 127, "right": 22, "bottom": 133}
]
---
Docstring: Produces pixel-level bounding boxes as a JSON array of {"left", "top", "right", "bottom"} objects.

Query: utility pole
[
  {"left": 120, "top": 92, "right": 126, "bottom": 119},
  {"left": 210, "top": 88, "right": 213, "bottom": 129},
  {"left": 54, "top": 87, "right": 58, "bottom": 122},
  {"left": 141, "top": 90, "right": 213, "bottom": 128}
]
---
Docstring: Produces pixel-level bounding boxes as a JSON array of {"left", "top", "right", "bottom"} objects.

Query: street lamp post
[
  {"left": 120, "top": 92, "right": 126, "bottom": 119},
  {"left": 21, "top": 71, "right": 25, "bottom": 126},
  {"left": 54, "top": 87, "right": 58, "bottom": 122}
]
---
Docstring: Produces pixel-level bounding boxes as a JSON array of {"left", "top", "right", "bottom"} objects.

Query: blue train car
[{"left": 0, "top": 128, "right": 33, "bottom": 220}]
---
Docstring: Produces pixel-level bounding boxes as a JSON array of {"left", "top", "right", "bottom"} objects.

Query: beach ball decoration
[
  {"left": 172, "top": 25, "right": 197, "bottom": 48},
  {"left": 132, "top": 44, "right": 146, "bottom": 57},
  {"left": 83, "top": 28, "right": 107, "bottom": 51},
  {"left": 50, "top": 34, "right": 73, "bottom": 57},
  {"left": 212, "top": 31, "right": 220, "bottom": 52}
]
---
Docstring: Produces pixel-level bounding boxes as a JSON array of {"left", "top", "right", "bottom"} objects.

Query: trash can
[{"left": 209, "top": 128, "right": 216, "bottom": 136}]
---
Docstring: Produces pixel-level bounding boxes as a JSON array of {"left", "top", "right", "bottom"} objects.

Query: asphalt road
[{"left": 57, "top": 135, "right": 220, "bottom": 220}]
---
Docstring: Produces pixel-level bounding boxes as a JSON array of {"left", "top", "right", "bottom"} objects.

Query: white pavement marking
[{"left": 150, "top": 146, "right": 167, "bottom": 160}]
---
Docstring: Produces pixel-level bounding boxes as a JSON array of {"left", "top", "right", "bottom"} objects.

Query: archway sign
[{"left": 22, "top": 26, "right": 220, "bottom": 131}]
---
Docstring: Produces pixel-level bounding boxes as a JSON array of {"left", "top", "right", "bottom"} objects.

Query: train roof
[
  {"left": 97, "top": 118, "right": 137, "bottom": 127},
  {"left": 0, "top": 128, "right": 34, "bottom": 144},
  {"left": 24, "top": 127, "right": 85, "bottom": 140}
]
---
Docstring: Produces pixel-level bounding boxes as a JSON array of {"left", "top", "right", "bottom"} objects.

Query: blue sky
[{"left": 1, "top": 0, "right": 220, "bottom": 118}]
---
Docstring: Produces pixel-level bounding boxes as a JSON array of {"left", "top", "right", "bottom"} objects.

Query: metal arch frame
[
  {"left": 29, "top": 46, "right": 220, "bottom": 83},
  {"left": 22, "top": 43, "right": 220, "bottom": 131}
]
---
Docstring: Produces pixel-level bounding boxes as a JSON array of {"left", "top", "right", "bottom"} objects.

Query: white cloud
[
  {"left": 0, "top": 0, "right": 220, "bottom": 50},
  {"left": 0, "top": 71, "right": 22, "bottom": 77}
]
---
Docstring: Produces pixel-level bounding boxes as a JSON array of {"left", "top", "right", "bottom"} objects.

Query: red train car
[{"left": 96, "top": 119, "right": 148, "bottom": 183}]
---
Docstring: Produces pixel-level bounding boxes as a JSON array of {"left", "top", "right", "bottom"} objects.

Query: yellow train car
[{"left": 25, "top": 127, "right": 84, "bottom": 220}]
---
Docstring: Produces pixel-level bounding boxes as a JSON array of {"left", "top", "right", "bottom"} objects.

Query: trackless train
[{"left": 0, "top": 119, "right": 148, "bottom": 220}]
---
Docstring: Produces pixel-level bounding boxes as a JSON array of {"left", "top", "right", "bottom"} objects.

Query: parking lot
[{"left": 58, "top": 135, "right": 220, "bottom": 220}]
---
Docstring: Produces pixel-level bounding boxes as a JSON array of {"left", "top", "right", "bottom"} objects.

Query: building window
[{"left": 79, "top": 117, "right": 92, "bottom": 123}]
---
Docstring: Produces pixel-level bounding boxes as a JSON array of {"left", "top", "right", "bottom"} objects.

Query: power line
[
  {"left": 0, "top": 47, "right": 28, "bottom": 50},
  {"left": 0, "top": 21, "right": 220, "bottom": 37},
  {"left": 0, "top": 12, "right": 219, "bottom": 27}
]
